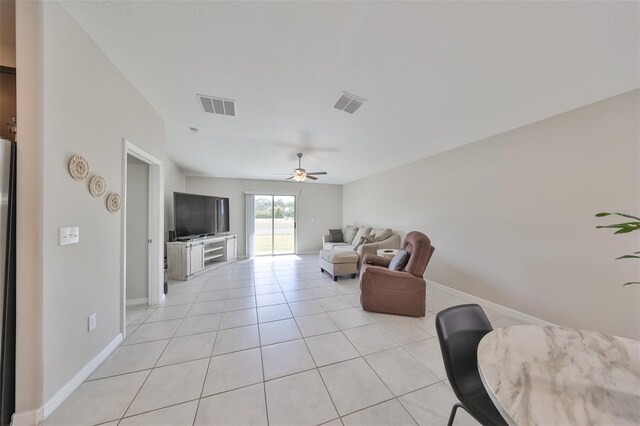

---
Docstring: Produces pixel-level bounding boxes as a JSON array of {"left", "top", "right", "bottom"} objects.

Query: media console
[{"left": 167, "top": 234, "right": 238, "bottom": 280}]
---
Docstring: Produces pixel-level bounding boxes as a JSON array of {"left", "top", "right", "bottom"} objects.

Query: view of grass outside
[{"left": 254, "top": 195, "right": 295, "bottom": 255}]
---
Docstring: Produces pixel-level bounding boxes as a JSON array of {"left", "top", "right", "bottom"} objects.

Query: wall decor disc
[
  {"left": 89, "top": 175, "right": 106, "bottom": 197},
  {"left": 68, "top": 155, "right": 89, "bottom": 181},
  {"left": 106, "top": 193, "right": 121, "bottom": 213}
]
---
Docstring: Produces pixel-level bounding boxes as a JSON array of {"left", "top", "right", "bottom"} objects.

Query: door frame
[{"left": 121, "top": 139, "right": 164, "bottom": 338}]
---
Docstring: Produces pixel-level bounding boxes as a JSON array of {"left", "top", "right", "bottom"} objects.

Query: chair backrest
[
  {"left": 402, "top": 231, "right": 435, "bottom": 277},
  {"left": 436, "top": 304, "right": 493, "bottom": 403}
]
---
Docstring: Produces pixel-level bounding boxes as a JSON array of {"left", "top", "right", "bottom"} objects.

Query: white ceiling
[{"left": 60, "top": 1, "right": 639, "bottom": 185}]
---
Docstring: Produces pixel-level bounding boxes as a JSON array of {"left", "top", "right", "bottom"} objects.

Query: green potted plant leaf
[{"left": 595, "top": 212, "right": 640, "bottom": 286}]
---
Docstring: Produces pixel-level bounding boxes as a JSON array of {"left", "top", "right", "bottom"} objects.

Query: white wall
[
  {"left": 163, "top": 157, "right": 185, "bottom": 242},
  {"left": 126, "top": 156, "right": 149, "bottom": 301},
  {"left": 344, "top": 90, "right": 640, "bottom": 340},
  {"left": 16, "top": 1, "right": 168, "bottom": 410},
  {"left": 185, "top": 177, "right": 342, "bottom": 256}
]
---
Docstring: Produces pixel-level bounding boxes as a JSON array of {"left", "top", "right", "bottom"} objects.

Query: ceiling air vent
[
  {"left": 197, "top": 94, "right": 236, "bottom": 116},
  {"left": 333, "top": 91, "right": 366, "bottom": 114}
]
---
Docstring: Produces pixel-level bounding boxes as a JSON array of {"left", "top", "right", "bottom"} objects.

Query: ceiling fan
[{"left": 286, "top": 153, "right": 327, "bottom": 182}]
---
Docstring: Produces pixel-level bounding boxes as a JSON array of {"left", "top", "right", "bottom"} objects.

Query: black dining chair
[{"left": 435, "top": 304, "right": 508, "bottom": 426}]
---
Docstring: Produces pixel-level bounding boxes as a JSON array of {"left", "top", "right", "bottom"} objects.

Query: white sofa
[{"left": 322, "top": 226, "right": 401, "bottom": 269}]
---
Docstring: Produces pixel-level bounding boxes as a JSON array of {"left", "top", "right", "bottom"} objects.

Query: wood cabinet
[{"left": 167, "top": 234, "right": 238, "bottom": 280}]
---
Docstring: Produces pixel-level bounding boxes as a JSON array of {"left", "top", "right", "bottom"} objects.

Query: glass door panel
[
  {"left": 254, "top": 195, "right": 296, "bottom": 256},
  {"left": 254, "top": 195, "right": 274, "bottom": 256},
  {"left": 273, "top": 195, "right": 295, "bottom": 255}
]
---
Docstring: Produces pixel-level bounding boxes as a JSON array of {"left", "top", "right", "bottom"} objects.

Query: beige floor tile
[
  {"left": 223, "top": 296, "right": 257, "bottom": 312},
  {"left": 89, "top": 339, "right": 168, "bottom": 380},
  {"left": 227, "top": 286, "right": 256, "bottom": 298},
  {"left": 162, "top": 292, "right": 199, "bottom": 306},
  {"left": 377, "top": 318, "right": 432, "bottom": 345},
  {"left": 265, "top": 370, "right": 338, "bottom": 426},
  {"left": 402, "top": 338, "right": 447, "bottom": 380},
  {"left": 295, "top": 313, "right": 340, "bottom": 337},
  {"left": 187, "top": 300, "right": 225, "bottom": 317},
  {"left": 259, "top": 319, "right": 302, "bottom": 345},
  {"left": 156, "top": 332, "right": 216, "bottom": 366},
  {"left": 203, "top": 347, "right": 263, "bottom": 396},
  {"left": 262, "top": 339, "right": 316, "bottom": 380},
  {"left": 289, "top": 299, "right": 325, "bottom": 317},
  {"left": 46, "top": 371, "right": 148, "bottom": 425},
  {"left": 196, "top": 289, "right": 228, "bottom": 302},
  {"left": 196, "top": 383, "right": 268, "bottom": 426},
  {"left": 317, "top": 296, "right": 352, "bottom": 312},
  {"left": 365, "top": 347, "right": 439, "bottom": 396},
  {"left": 399, "top": 382, "right": 480, "bottom": 426},
  {"left": 319, "top": 358, "right": 393, "bottom": 416},
  {"left": 219, "top": 308, "right": 258, "bottom": 329},
  {"left": 305, "top": 332, "right": 360, "bottom": 367},
  {"left": 406, "top": 312, "right": 437, "bottom": 336},
  {"left": 144, "top": 305, "right": 191, "bottom": 323},
  {"left": 256, "top": 292, "right": 286, "bottom": 307},
  {"left": 342, "top": 399, "right": 417, "bottom": 426},
  {"left": 119, "top": 400, "right": 198, "bottom": 426},
  {"left": 254, "top": 284, "right": 282, "bottom": 295},
  {"left": 328, "top": 308, "right": 373, "bottom": 330},
  {"left": 174, "top": 313, "right": 222, "bottom": 337},
  {"left": 343, "top": 324, "right": 398, "bottom": 355},
  {"left": 257, "top": 304, "right": 292, "bottom": 323},
  {"left": 123, "top": 320, "right": 181, "bottom": 345},
  {"left": 126, "top": 359, "right": 209, "bottom": 416},
  {"left": 212, "top": 325, "right": 260, "bottom": 355}
]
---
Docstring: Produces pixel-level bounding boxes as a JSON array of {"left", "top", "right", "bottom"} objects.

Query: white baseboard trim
[
  {"left": 126, "top": 298, "right": 148, "bottom": 306},
  {"left": 427, "top": 280, "right": 556, "bottom": 326},
  {"left": 296, "top": 251, "right": 320, "bottom": 256},
  {"left": 11, "top": 408, "right": 44, "bottom": 426},
  {"left": 42, "top": 333, "right": 124, "bottom": 420}
]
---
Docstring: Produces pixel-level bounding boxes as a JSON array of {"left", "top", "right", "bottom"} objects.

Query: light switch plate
[{"left": 59, "top": 227, "right": 80, "bottom": 246}]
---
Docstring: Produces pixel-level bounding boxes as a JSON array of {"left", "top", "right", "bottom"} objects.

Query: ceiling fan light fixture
[{"left": 293, "top": 173, "right": 306, "bottom": 182}]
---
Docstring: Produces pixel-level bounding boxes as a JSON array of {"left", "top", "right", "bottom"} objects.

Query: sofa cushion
[
  {"left": 323, "top": 242, "right": 352, "bottom": 250},
  {"left": 353, "top": 234, "right": 375, "bottom": 251},
  {"left": 329, "top": 229, "right": 344, "bottom": 242},
  {"left": 342, "top": 225, "right": 359, "bottom": 244},
  {"left": 388, "top": 249, "right": 410, "bottom": 271},
  {"left": 351, "top": 227, "right": 372, "bottom": 245},
  {"left": 320, "top": 249, "right": 359, "bottom": 264},
  {"left": 371, "top": 228, "right": 392, "bottom": 242}
]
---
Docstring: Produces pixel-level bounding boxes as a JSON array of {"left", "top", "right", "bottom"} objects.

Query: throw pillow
[
  {"left": 388, "top": 249, "right": 410, "bottom": 271},
  {"left": 353, "top": 235, "right": 375, "bottom": 251},
  {"left": 329, "top": 229, "right": 344, "bottom": 242},
  {"left": 342, "top": 225, "right": 359, "bottom": 244},
  {"left": 351, "top": 227, "right": 372, "bottom": 245},
  {"left": 372, "top": 228, "right": 392, "bottom": 242}
]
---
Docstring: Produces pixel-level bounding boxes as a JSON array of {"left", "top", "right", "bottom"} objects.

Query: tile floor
[{"left": 46, "top": 255, "right": 527, "bottom": 426}]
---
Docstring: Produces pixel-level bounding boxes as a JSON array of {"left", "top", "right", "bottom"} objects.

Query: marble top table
[{"left": 477, "top": 325, "right": 640, "bottom": 426}]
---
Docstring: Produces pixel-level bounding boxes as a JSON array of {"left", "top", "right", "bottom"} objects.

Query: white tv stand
[{"left": 167, "top": 234, "right": 238, "bottom": 280}]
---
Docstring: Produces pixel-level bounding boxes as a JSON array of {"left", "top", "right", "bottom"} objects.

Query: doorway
[
  {"left": 121, "top": 139, "right": 163, "bottom": 338},
  {"left": 125, "top": 155, "right": 149, "bottom": 306},
  {"left": 254, "top": 195, "right": 296, "bottom": 256}
]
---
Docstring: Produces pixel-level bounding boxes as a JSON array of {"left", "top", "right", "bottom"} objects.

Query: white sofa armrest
[
  {"left": 322, "top": 234, "right": 332, "bottom": 245},
  {"left": 355, "top": 234, "right": 402, "bottom": 268}
]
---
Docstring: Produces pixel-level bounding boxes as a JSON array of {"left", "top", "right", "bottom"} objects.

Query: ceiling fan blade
[
  {"left": 306, "top": 171, "right": 327, "bottom": 175},
  {"left": 286, "top": 176, "right": 294, "bottom": 180},
  {"left": 306, "top": 175, "right": 318, "bottom": 180}
]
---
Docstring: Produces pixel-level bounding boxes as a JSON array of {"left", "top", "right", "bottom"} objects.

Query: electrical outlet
[{"left": 88, "top": 313, "right": 96, "bottom": 332}]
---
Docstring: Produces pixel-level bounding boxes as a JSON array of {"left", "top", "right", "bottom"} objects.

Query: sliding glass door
[{"left": 254, "top": 195, "right": 295, "bottom": 256}]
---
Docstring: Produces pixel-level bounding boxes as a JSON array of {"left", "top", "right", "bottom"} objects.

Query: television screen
[
  {"left": 174, "top": 192, "right": 217, "bottom": 238},
  {"left": 216, "top": 197, "right": 230, "bottom": 233}
]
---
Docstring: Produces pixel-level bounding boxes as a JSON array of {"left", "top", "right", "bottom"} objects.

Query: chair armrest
[
  {"left": 361, "top": 267, "right": 425, "bottom": 291},
  {"left": 362, "top": 254, "right": 392, "bottom": 268}
]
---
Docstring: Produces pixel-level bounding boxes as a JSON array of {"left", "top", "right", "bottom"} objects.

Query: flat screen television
[{"left": 173, "top": 192, "right": 230, "bottom": 239}]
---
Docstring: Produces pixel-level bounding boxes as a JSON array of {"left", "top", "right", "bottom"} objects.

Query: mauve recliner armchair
[{"left": 359, "top": 231, "right": 435, "bottom": 317}]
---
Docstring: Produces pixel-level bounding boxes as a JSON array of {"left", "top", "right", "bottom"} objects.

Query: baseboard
[
  {"left": 42, "top": 333, "right": 124, "bottom": 419},
  {"left": 296, "top": 251, "right": 320, "bottom": 256},
  {"left": 427, "top": 280, "right": 556, "bottom": 326},
  {"left": 126, "top": 298, "right": 148, "bottom": 306},
  {"left": 11, "top": 408, "right": 44, "bottom": 426}
]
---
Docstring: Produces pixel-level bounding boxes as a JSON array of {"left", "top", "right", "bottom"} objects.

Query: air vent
[
  {"left": 197, "top": 94, "right": 236, "bottom": 116},
  {"left": 333, "top": 91, "right": 366, "bottom": 114}
]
